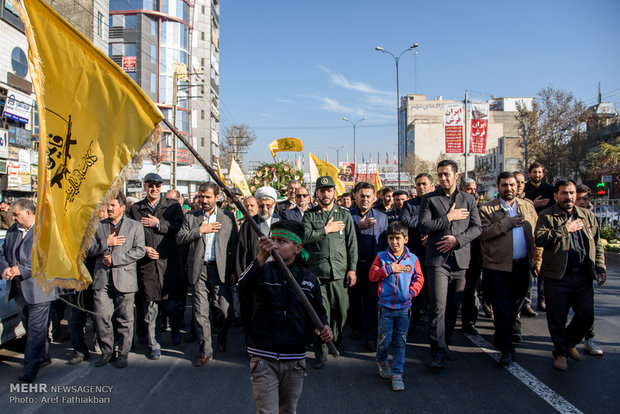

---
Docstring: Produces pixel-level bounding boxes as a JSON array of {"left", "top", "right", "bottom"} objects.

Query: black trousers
[
  {"left": 544, "top": 270, "right": 594, "bottom": 357},
  {"left": 69, "top": 289, "right": 94, "bottom": 357},
  {"left": 486, "top": 260, "right": 530, "bottom": 354},
  {"left": 427, "top": 257, "right": 466, "bottom": 357}
]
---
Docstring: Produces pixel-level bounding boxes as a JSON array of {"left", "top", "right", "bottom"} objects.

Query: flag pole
[{"left": 162, "top": 118, "right": 338, "bottom": 357}]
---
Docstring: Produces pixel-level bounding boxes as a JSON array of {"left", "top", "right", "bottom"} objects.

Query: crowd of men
[{"left": 0, "top": 160, "right": 607, "bottom": 388}]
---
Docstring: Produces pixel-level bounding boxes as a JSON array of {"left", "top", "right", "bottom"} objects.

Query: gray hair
[{"left": 13, "top": 198, "right": 36, "bottom": 213}]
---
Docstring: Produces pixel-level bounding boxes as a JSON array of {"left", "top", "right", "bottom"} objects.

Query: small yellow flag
[
  {"left": 216, "top": 158, "right": 227, "bottom": 185},
  {"left": 268, "top": 137, "right": 304, "bottom": 158},
  {"left": 20, "top": 0, "right": 163, "bottom": 290},
  {"left": 308, "top": 153, "right": 345, "bottom": 196},
  {"left": 229, "top": 159, "right": 251, "bottom": 197},
  {"left": 374, "top": 171, "right": 383, "bottom": 195}
]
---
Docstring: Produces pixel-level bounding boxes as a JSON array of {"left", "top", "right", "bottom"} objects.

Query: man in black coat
[
  {"left": 418, "top": 160, "right": 481, "bottom": 368},
  {"left": 128, "top": 173, "right": 185, "bottom": 359}
]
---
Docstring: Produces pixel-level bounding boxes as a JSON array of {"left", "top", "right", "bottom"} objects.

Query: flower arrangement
[{"left": 249, "top": 161, "right": 305, "bottom": 194}]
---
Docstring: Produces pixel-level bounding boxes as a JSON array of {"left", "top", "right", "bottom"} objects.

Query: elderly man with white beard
[{"left": 235, "top": 186, "right": 281, "bottom": 335}]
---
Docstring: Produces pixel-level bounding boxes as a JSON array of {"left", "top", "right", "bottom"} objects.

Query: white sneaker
[{"left": 584, "top": 338, "right": 603, "bottom": 356}]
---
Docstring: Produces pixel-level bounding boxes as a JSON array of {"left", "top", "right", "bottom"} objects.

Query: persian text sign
[
  {"left": 444, "top": 103, "right": 464, "bottom": 154},
  {"left": 469, "top": 102, "right": 489, "bottom": 154},
  {"left": 2, "top": 88, "right": 34, "bottom": 124}
]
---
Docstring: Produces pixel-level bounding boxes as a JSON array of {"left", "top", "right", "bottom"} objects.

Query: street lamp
[
  {"left": 342, "top": 116, "right": 366, "bottom": 164},
  {"left": 376, "top": 43, "right": 419, "bottom": 188},
  {"left": 328, "top": 145, "right": 346, "bottom": 166}
]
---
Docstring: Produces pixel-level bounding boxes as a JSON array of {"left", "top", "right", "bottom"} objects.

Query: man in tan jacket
[
  {"left": 479, "top": 172, "right": 539, "bottom": 367},
  {"left": 535, "top": 179, "right": 606, "bottom": 371}
]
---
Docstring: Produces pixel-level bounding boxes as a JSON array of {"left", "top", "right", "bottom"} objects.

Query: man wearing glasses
[
  {"left": 128, "top": 173, "right": 185, "bottom": 360},
  {"left": 280, "top": 187, "right": 311, "bottom": 223}
]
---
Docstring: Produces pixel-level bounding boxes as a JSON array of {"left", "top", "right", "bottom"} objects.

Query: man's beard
[{"left": 260, "top": 213, "right": 273, "bottom": 222}]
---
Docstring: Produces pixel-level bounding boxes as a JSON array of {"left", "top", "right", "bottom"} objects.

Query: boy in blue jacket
[{"left": 369, "top": 220, "right": 424, "bottom": 391}]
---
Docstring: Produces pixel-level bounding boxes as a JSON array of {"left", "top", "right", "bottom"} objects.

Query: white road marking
[{"left": 464, "top": 333, "right": 584, "bottom": 414}]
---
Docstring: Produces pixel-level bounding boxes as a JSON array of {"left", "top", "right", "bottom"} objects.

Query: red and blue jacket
[{"left": 369, "top": 246, "right": 424, "bottom": 310}]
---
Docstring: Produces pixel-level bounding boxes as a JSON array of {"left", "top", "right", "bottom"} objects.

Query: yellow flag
[
  {"left": 268, "top": 137, "right": 303, "bottom": 158},
  {"left": 216, "top": 158, "right": 227, "bottom": 185},
  {"left": 296, "top": 156, "right": 302, "bottom": 172},
  {"left": 308, "top": 153, "right": 345, "bottom": 196},
  {"left": 374, "top": 171, "right": 383, "bottom": 195},
  {"left": 229, "top": 159, "right": 251, "bottom": 197},
  {"left": 20, "top": 0, "right": 163, "bottom": 290}
]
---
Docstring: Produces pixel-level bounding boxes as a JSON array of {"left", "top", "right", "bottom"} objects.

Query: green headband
[
  {"left": 271, "top": 228, "right": 302, "bottom": 244},
  {"left": 271, "top": 228, "right": 309, "bottom": 262}
]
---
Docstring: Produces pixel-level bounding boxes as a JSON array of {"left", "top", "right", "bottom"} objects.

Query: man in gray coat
[
  {"left": 1, "top": 198, "right": 57, "bottom": 383},
  {"left": 177, "top": 182, "right": 238, "bottom": 367},
  {"left": 419, "top": 160, "right": 481, "bottom": 369},
  {"left": 87, "top": 191, "right": 145, "bottom": 369}
]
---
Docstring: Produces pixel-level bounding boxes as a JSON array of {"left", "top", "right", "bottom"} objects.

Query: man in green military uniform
[{"left": 302, "top": 176, "right": 358, "bottom": 368}]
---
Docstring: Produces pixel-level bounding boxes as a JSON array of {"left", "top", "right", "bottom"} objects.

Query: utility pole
[
  {"left": 171, "top": 71, "right": 178, "bottom": 189},
  {"left": 523, "top": 122, "right": 528, "bottom": 176},
  {"left": 464, "top": 91, "right": 469, "bottom": 181}
]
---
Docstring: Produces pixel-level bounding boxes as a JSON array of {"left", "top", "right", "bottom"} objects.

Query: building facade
[
  {"left": 107, "top": 0, "right": 220, "bottom": 196},
  {"left": 398, "top": 94, "right": 532, "bottom": 179},
  {"left": 0, "top": 0, "right": 38, "bottom": 201}
]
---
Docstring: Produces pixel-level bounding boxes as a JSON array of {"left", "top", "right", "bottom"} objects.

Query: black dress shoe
[
  {"left": 499, "top": 352, "right": 512, "bottom": 367},
  {"left": 462, "top": 324, "right": 479, "bottom": 335},
  {"left": 512, "top": 333, "right": 522, "bottom": 343},
  {"left": 18, "top": 374, "right": 35, "bottom": 383},
  {"left": 95, "top": 353, "right": 112, "bottom": 367},
  {"left": 537, "top": 301, "right": 546, "bottom": 312},
  {"left": 430, "top": 355, "right": 446, "bottom": 369}
]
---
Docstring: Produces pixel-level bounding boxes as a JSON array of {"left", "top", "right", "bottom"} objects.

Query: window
[
  {"left": 200, "top": 57, "right": 205, "bottom": 67},
  {"left": 97, "top": 12, "right": 103, "bottom": 36},
  {"left": 200, "top": 110, "right": 205, "bottom": 119},
  {"left": 125, "top": 14, "right": 137, "bottom": 29},
  {"left": 201, "top": 137, "right": 205, "bottom": 146},
  {"left": 11, "top": 47, "right": 28, "bottom": 77},
  {"left": 110, "top": 43, "right": 123, "bottom": 56},
  {"left": 200, "top": 31, "right": 204, "bottom": 41},
  {"left": 111, "top": 15, "right": 125, "bottom": 27},
  {"left": 202, "top": 5, "right": 205, "bottom": 13},
  {"left": 150, "top": 18, "right": 157, "bottom": 35},
  {"left": 150, "top": 73, "right": 157, "bottom": 93},
  {"left": 150, "top": 44, "right": 157, "bottom": 64},
  {"left": 125, "top": 43, "right": 136, "bottom": 56}
]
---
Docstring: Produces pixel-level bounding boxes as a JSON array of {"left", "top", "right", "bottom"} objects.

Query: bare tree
[
  {"left": 402, "top": 154, "right": 437, "bottom": 186},
  {"left": 220, "top": 124, "right": 257, "bottom": 169},
  {"left": 517, "top": 86, "right": 588, "bottom": 182}
]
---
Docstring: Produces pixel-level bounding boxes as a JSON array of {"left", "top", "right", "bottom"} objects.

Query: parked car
[
  {"left": 0, "top": 230, "right": 26, "bottom": 346},
  {"left": 593, "top": 206, "right": 619, "bottom": 227}
]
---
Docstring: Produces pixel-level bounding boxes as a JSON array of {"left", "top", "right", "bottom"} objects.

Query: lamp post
[
  {"left": 342, "top": 116, "right": 366, "bottom": 164},
  {"left": 376, "top": 43, "right": 418, "bottom": 189},
  {"left": 328, "top": 145, "right": 346, "bottom": 166}
]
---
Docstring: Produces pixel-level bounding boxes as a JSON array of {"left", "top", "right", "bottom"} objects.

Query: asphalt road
[{"left": 1, "top": 260, "right": 619, "bottom": 414}]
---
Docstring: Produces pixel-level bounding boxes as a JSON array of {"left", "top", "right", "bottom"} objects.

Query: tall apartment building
[
  {"left": 398, "top": 94, "right": 532, "bottom": 177},
  {"left": 0, "top": 1, "right": 38, "bottom": 200},
  {"left": 107, "top": 0, "right": 220, "bottom": 173}
]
